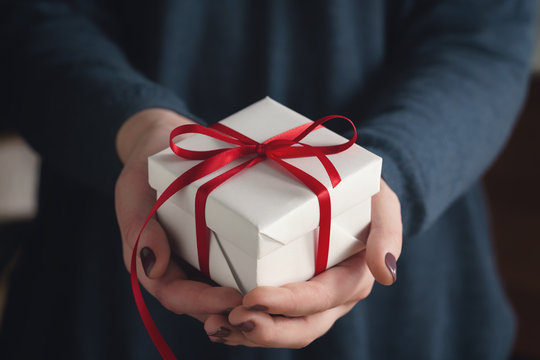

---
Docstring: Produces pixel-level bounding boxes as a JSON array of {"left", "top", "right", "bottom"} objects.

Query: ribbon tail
[
  {"left": 131, "top": 192, "right": 182, "bottom": 360},
  {"left": 131, "top": 238, "right": 177, "bottom": 360},
  {"left": 130, "top": 151, "right": 245, "bottom": 359}
]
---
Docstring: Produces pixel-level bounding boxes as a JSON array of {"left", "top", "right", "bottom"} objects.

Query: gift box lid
[{"left": 148, "top": 97, "right": 381, "bottom": 259}]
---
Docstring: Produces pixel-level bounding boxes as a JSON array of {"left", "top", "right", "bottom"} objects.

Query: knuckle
[
  {"left": 123, "top": 221, "right": 140, "bottom": 249},
  {"left": 287, "top": 318, "right": 323, "bottom": 349},
  {"left": 389, "top": 189, "right": 400, "bottom": 206},
  {"left": 154, "top": 288, "right": 180, "bottom": 315},
  {"left": 152, "top": 286, "right": 164, "bottom": 304},
  {"left": 252, "top": 328, "right": 275, "bottom": 347},
  {"left": 310, "top": 281, "right": 333, "bottom": 310},
  {"left": 281, "top": 286, "right": 301, "bottom": 315},
  {"left": 114, "top": 172, "right": 125, "bottom": 197},
  {"left": 202, "top": 322, "right": 213, "bottom": 335},
  {"left": 198, "top": 287, "right": 224, "bottom": 314},
  {"left": 161, "top": 300, "right": 180, "bottom": 315},
  {"left": 122, "top": 251, "right": 131, "bottom": 273},
  {"left": 355, "top": 283, "right": 374, "bottom": 302},
  {"left": 316, "top": 283, "right": 334, "bottom": 309},
  {"left": 291, "top": 337, "right": 313, "bottom": 349},
  {"left": 120, "top": 164, "right": 139, "bottom": 180},
  {"left": 382, "top": 227, "right": 402, "bottom": 240}
]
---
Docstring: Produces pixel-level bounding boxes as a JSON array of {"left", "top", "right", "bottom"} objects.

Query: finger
[
  {"left": 243, "top": 251, "right": 374, "bottom": 317},
  {"left": 228, "top": 302, "right": 355, "bottom": 348},
  {"left": 137, "top": 259, "right": 243, "bottom": 315},
  {"left": 115, "top": 163, "right": 171, "bottom": 279},
  {"left": 188, "top": 313, "right": 209, "bottom": 323},
  {"left": 365, "top": 179, "right": 403, "bottom": 285}
]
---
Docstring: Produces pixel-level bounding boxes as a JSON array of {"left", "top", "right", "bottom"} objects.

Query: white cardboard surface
[{"left": 157, "top": 191, "right": 371, "bottom": 292}]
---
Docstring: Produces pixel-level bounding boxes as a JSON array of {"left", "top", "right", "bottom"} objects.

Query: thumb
[
  {"left": 365, "top": 179, "right": 403, "bottom": 286},
  {"left": 115, "top": 162, "right": 171, "bottom": 279},
  {"left": 115, "top": 109, "right": 196, "bottom": 280}
]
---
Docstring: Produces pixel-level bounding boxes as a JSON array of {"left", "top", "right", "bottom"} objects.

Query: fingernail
[
  {"left": 385, "top": 252, "right": 397, "bottom": 284},
  {"left": 237, "top": 320, "right": 255, "bottom": 333},
  {"left": 211, "top": 337, "right": 226, "bottom": 343},
  {"left": 222, "top": 307, "right": 233, "bottom": 316},
  {"left": 208, "top": 326, "right": 231, "bottom": 338},
  {"left": 140, "top": 247, "right": 156, "bottom": 277},
  {"left": 247, "top": 304, "right": 268, "bottom": 312}
]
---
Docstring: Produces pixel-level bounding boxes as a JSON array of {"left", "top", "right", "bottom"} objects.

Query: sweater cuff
[{"left": 356, "top": 130, "right": 426, "bottom": 238}]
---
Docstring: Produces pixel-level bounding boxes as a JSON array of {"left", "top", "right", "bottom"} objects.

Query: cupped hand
[
  {"left": 115, "top": 108, "right": 243, "bottom": 322},
  {"left": 203, "top": 179, "right": 402, "bottom": 347}
]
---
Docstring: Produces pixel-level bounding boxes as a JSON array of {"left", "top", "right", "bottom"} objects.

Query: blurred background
[
  {"left": 1, "top": 11, "right": 539, "bottom": 360},
  {"left": 483, "top": 75, "right": 540, "bottom": 357}
]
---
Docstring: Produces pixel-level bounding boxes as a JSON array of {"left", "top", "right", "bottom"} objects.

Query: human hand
[
  {"left": 115, "top": 108, "right": 243, "bottom": 323},
  {"left": 203, "top": 179, "right": 402, "bottom": 347}
]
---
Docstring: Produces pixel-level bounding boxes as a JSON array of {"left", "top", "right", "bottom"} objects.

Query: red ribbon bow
[{"left": 131, "top": 115, "right": 357, "bottom": 359}]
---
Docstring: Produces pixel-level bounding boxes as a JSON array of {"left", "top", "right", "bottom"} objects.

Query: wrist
[{"left": 116, "top": 108, "right": 193, "bottom": 164}]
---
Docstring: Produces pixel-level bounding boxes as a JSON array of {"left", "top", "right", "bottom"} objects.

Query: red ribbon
[{"left": 131, "top": 115, "right": 357, "bottom": 359}]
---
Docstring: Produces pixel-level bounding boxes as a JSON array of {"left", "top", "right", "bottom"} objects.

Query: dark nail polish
[
  {"left": 212, "top": 337, "right": 226, "bottom": 343},
  {"left": 237, "top": 321, "right": 256, "bottom": 333},
  {"left": 208, "top": 326, "right": 231, "bottom": 338},
  {"left": 140, "top": 247, "right": 156, "bottom": 277},
  {"left": 222, "top": 307, "right": 233, "bottom": 316},
  {"left": 247, "top": 304, "right": 268, "bottom": 312},
  {"left": 385, "top": 252, "right": 397, "bottom": 284}
]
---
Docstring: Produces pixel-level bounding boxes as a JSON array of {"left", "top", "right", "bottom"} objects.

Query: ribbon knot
[
  {"left": 255, "top": 143, "right": 266, "bottom": 156},
  {"left": 131, "top": 114, "right": 358, "bottom": 359}
]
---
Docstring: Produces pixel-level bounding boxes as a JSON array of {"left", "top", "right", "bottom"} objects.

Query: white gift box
[{"left": 148, "top": 97, "right": 382, "bottom": 293}]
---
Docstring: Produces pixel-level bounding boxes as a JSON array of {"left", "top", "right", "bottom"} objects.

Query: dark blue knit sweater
[{"left": 0, "top": 1, "right": 535, "bottom": 359}]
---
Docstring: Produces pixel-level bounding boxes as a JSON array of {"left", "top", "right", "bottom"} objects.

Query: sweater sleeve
[
  {"left": 356, "top": 0, "right": 535, "bottom": 237},
  {"left": 1, "top": 0, "right": 202, "bottom": 195}
]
